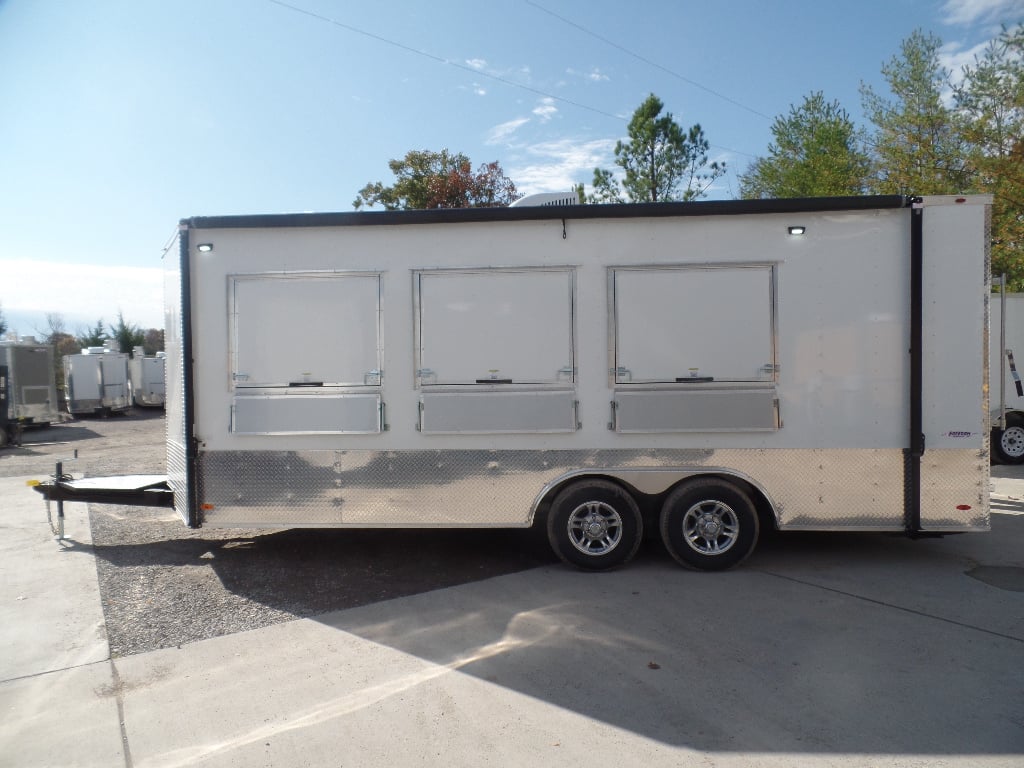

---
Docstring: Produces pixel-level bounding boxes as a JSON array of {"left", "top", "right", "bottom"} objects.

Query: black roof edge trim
[{"left": 182, "top": 195, "right": 911, "bottom": 230}]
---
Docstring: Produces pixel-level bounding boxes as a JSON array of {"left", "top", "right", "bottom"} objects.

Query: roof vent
[{"left": 509, "top": 192, "right": 580, "bottom": 208}]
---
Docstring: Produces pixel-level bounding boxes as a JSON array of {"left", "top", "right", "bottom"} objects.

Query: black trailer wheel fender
[
  {"left": 546, "top": 479, "right": 643, "bottom": 571},
  {"left": 659, "top": 477, "right": 759, "bottom": 571}
]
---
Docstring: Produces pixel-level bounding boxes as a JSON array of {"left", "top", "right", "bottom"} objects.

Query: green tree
[
  {"left": 109, "top": 311, "right": 145, "bottom": 355},
  {"left": 591, "top": 94, "right": 725, "bottom": 203},
  {"left": 76, "top": 318, "right": 107, "bottom": 348},
  {"left": 0, "top": 301, "right": 7, "bottom": 338},
  {"left": 955, "top": 23, "right": 1024, "bottom": 289},
  {"left": 739, "top": 92, "right": 870, "bottom": 199},
  {"left": 354, "top": 149, "right": 518, "bottom": 210},
  {"left": 860, "top": 30, "right": 973, "bottom": 195},
  {"left": 589, "top": 168, "right": 624, "bottom": 204}
]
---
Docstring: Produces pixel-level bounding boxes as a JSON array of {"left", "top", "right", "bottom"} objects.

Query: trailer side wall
[{"left": 169, "top": 198, "right": 989, "bottom": 532}]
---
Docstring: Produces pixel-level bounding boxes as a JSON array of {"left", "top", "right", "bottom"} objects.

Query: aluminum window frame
[
  {"left": 228, "top": 270, "right": 384, "bottom": 390},
  {"left": 412, "top": 266, "right": 578, "bottom": 388},
  {"left": 607, "top": 262, "right": 778, "bottom": 387}
]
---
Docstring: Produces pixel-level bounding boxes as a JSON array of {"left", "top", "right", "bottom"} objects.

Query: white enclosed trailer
[
  {"left": 64, "top": 346, "right": 132, "bottom": 415},
  {"left": 159, "top": 195, "right": 991, "bottom": 570},
  {"left": 990, "top": 290, "right": 1024, "bottom": 463},
  {"left": 0, "top": 340, "right": 59, "bottom": 432},
  {"left": 129, "top": 346, "right": 166, "bottom": 407},
  {"left": 0, "top": 338, "right": 59, "bottom": 447}
]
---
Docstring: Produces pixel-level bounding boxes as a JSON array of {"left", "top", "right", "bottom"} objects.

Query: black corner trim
[
  {"left": 906, "top": 205, "right": 924, "bottom": 534},
  {"left": 179, "top": 228, "right": 201, "bottom": 528}
]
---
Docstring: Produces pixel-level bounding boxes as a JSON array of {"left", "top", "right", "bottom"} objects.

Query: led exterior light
[
  {"left": 197, "top": 243, "right": 214, "bottom": 252},
  {"left": 788, "top": 226, "right": 806, "bottom": 236}
]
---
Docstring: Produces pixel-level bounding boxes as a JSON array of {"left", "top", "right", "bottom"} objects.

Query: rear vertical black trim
[
  {"left": 905, "top": 202, "right": 924, "bottom": 534},
  {"left": 179, "top": 227, "right": 201, "bottom": 528}
]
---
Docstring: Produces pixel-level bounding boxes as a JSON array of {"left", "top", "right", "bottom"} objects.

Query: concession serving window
[
  {"left": 228, "top": 271, "right": 384, "bottom": 434},
  {"left": 610, "top": 264, "right": 779, "bottom": 432},
  {"left": 414, "top": 267, "right": 579, "bottom": 434}
]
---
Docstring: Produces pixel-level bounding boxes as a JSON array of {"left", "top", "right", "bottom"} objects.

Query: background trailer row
[{"left": 63, "top": 347, "right": 131, "bottom": 416}]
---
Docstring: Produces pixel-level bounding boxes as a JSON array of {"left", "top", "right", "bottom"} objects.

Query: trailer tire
[
  {"left": 547, "top": 480, "right": 642, "bottom": 571},
  {"left": 993, "top": 412, "right": 1024, "bottom": 464},
  {"left": 660, "top": 478, "right": 759, "bottom": 571}
]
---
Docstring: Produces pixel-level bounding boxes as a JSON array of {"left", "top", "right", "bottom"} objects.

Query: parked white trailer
[
  {"left": 0, "top": 339, "right": 59, "bottom": 432},
  {"left": 160, "top": 195, "right": 992, "bottom": 570},
  {"left": 64, "top": 346, "right": 132, "bottom": 415},
  {"left": 990, "top": 290, "right": 1024, "bottom": 463},
  {"left": 129, "top": 346, "right": 166, "bottom": 407}
]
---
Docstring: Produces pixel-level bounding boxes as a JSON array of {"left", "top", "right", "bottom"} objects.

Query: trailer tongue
[
  {"left": 32, "top": 473, "right": 174, "bottom": 507},
  {"left": 30, "top": 465, "right": 173, "bottom": 542}
]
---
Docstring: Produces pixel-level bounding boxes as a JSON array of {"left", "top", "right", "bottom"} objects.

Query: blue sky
[{"left": 1, "top": 0, "right": 1021, "bottom": 335}]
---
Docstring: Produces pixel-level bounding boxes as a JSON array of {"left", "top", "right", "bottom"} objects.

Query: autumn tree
[
  {"left": 143, "top": 328, "right": 165, "bottom": 356},
  {"left": 591, "top": 94, "right": 725, "bottom": 203},
  {"left": 38, "top": 313, "right": 79, "bottom": 391},
  {"left": 354, "top": 149, "right": 519, "bottom": 210},
  {"left": 739, "top": 92, "right": 870, "bottom": 199},
  {"left": 860, "top": 30, "right": 973, "bottom": 195},
  {"left": 955, "top": 23, "right": 1024, "bottom": 289}
]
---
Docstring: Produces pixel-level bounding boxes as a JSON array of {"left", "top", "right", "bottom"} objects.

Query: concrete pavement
[
  {"left": 1, "top": 472, "right": 1023, "bottom": 768},
  {"left": 0, "top": 476, "right": 124, "bottom": 767}
]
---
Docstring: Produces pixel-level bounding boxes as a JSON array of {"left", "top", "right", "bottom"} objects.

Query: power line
[
  {"left": 266, "top": 0, "right": 759, "bottom": 160},
  {"left": 267, "top": 0, "right": 626, "bottom": 122},
  {"left": 523, "top": 0, "right": 773, "bottom": 121}
]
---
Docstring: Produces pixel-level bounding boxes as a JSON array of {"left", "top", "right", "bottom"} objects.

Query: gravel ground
[{"left": 2, "top": 411, "right": 556, "bottom": 657}]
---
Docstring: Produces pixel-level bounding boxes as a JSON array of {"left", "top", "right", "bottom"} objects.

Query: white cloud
[
  {"left": 940, "top": 39, "right": 992, "bottom": 77},
  {"left": 474, "top": 83, "right": 487, "bottom": 96},
  {"left": 941, "top": 0, "right": 1024, "bottom": 25},
  {"left": 566, "top": 67, "right": 611, "bottom": 83},
  {"left": 486, "top": 117, "right": 530, "bottom": 145},
  {"left": 532, "top": 98, "right": 558, "bottom": 122},
  {"left": 1, "top": 259, "right": 164, "bottom": 331},
  {"left": 486, "top": 98, "right": 563, "bottom": 145},
  {"left": 509, "top": 138, "right": 618, "bottom": 196},
  {"left": 465, "top": 58, "right": 487, "bottom": 70}
]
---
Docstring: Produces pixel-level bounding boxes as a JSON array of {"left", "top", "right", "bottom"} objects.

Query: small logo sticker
[{"left": 944, "top": 431, "right": 975, "bottom": 438}]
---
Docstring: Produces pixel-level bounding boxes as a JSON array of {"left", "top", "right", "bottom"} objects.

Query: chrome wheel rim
[
  {"left": 682, "top": 500, "right": 739, "bottom": 556},
  {"left": 1002, "top": 426, "right": 1024, "bottom": 458},
  {"left": 567, "top": 501, "right": 623, "bottom": 556}
]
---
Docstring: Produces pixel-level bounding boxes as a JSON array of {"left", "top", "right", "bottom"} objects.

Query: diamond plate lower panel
[
  {"left": 164, "top": 238, "right": 192, "bottom": 527},
  {"left": 166, "top": 438, "right": 189, "bottom": 525},
  {"left": 192, "top": 448, "right": 986, "bottom": 532},
  {"left": 920, "top": 449, "right": 990, "bottom": 530}
]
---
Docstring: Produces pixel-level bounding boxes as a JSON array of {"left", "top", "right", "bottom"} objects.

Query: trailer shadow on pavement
[
  {"left": 86, "top": 503, "right": 1024, "bottom": 756},
  {"left": 8, "top": 423, "right": 102, "bottom": 447}
]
